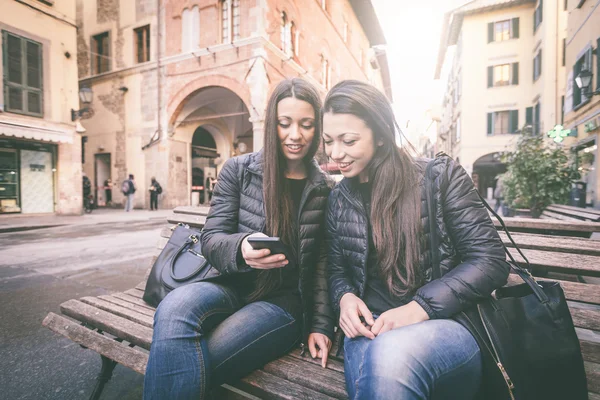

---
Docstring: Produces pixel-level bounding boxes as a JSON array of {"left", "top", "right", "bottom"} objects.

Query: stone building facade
[
  {"left": 0, "top": 0, "right": 82, "bottom": 215},
  {"left": 77, "top": 0, "right": 391, "bottom": 209}
]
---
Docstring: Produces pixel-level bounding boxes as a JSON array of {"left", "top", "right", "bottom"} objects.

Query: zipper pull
[
  {"left": 300, "top": 342, "right": 307, "bottom": 357},
  {"left": 498, "top": 362, "right": 515, "bottom": 390}
]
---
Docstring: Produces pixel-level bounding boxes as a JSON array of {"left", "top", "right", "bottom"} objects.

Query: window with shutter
[
  {"left": 488, "top": 23, "right": 494, "bottom": 43},
  {"left": 487, "top": 113, "right": 493, "bottom": 135},
  {"left": 512, "top": 62, "right": 519, "bottom": 85},
  {"left": 509, "top": 110, "right": 519, "bottom": 133},
  {"left": 134, "top": 25, "right": 150, "bottom": 63},
  {"left": 487, "top": 66, "right": 494, "bottom": 88},
  {"left": 2, "top": 30, "right": 43, "bottom": 117},
  {"left": 597, "top": 38, "right": 600, "bottom": 90},
  {"left": 91, "top": 31, "right": 110, "bottom": 73},
  {"left": 511, "top": 18, "right": 519, "bottom": 39},
  {"left": 526, "top": 107, "right": 533, "bottom": 125}
]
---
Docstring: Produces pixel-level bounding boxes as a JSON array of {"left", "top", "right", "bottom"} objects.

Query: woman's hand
[
  {"left": 308, "top": 333, "right": 332, "bottom": 368},
  {"left": 339, "top": 293, "right": 375, "bottom": 339},
  {"left": 241, "top": 233, "right": 288, "bottom": 269},
  {"left": 370, "top": 301, "right": 429, "bottom": 336}
]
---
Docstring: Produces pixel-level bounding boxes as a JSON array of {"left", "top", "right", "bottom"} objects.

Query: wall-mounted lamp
[
  {"left": 118, "top": 86, "right": 129, "bottom": 93},
  {"left": 71, "top": 87, "right": 93, "bottom": 122}
]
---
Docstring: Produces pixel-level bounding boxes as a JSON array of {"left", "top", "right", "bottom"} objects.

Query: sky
[{"left": 371, "top": 0, "right": 467, "bottom": 143}]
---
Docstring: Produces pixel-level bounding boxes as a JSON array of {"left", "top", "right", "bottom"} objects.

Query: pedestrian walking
[
  {"left": 149, "top": 177, "right": 162, "bottom": 211},
  {"left": 104, "top": 178, "right": 112, "bottom": 206},
  {"left": 122, "top": 174, "right": 136, "bottom": 212}
]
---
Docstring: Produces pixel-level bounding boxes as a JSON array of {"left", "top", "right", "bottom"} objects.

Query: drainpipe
[{"left": 157, "top": 0, "right": 162, "bottom": 141}]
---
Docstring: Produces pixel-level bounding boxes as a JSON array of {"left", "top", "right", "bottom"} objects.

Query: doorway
[
  {"left": 95, "top": 153, "right": 111, "bottom": 207},
  {"left": 191, "top": 127, "right": 219, "bottom": 205}
]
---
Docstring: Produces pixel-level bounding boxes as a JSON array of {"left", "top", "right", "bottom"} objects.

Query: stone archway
[{"left": 473, "top": 152, "right": 507, "bottom": 200}]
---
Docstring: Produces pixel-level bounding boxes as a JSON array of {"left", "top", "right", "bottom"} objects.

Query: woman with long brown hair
[
  {"left": 323, "top": 80, "right": 510, "bottom": 399},
  {"left": 144, "top": 78, "right": 334, "bottom": 399}
]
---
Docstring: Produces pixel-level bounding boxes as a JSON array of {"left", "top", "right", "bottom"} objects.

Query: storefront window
[
  {"left": 0, "top": 149, "right": 21, "bottom": 213},
  {"left": 0, "top": 138, "right": 56, "bottom": 214}
]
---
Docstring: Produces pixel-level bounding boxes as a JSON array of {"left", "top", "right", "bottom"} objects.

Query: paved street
[{"left": 0, "top": 217, "right": 169, "bottom": 400}]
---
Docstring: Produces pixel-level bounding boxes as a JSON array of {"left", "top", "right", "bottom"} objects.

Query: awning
[{"left": 0, "top": 120, "right": 74, "bottom": 144}]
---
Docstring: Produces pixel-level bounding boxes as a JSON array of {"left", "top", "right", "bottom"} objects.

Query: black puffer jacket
[
  {"left": 326, "top": 155, "right": 510, "bottom": 319},
  {"left": 200, "top": 151, "right": 335, "bottom": 340}
]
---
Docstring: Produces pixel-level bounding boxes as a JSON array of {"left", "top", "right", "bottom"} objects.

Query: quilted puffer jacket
[
  {"left": 200, "top": 151, "right": 335, "bottom": 341},
  {"left": 326, "top": 155, "right": 510, "bottom": 319}
]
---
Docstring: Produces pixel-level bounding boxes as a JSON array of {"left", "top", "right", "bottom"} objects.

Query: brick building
[
  {"left": 77, "top": 0, "right": 391, "bottom": 209},
  {"left": 0, "top": 0, "right": 82, "bottom": 215}
]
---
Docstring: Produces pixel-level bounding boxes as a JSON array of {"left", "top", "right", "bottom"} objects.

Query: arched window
[
  {"left": 280, "top": 12, "right": 288, "bottom": 52},
  {"left": 181, "top": 7, "right": 200, "bottom": 52},
  {"left": 181, "top": 8, "right": 191, "bottom": 52},
  {"left": 191, "top": 6, "right": 200, "bottom": 50},
  {"left": 321, "top": 55, "right": 330, "bottom": 89},
  {"left": 290, "top": 22, "right": 298, "bottom": 57}
]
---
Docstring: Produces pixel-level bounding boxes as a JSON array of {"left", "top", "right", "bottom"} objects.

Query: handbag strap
[{"left": 169, "top": 234, "right": 205, "bottom": 282}]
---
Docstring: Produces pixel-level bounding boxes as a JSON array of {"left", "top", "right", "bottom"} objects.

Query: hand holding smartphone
[{"left": 241, "top": 234, "right": 290, "bottom": 270}]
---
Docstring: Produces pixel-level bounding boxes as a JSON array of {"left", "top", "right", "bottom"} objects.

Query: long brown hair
[
  {"left": 249, "top": 78, "right": 322, "bottom": 301},
  {"left": 323, "top": 80, "right": 422, "bottom": 297}
]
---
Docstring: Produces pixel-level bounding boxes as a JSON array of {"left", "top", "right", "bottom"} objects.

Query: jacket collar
[{"left": 247, "top": 149, "right": 330, "bottom": 189}]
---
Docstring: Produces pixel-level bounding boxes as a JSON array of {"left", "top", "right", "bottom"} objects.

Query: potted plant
[{"left": 501, "top": 135, "right": 580, "bottom": 218}]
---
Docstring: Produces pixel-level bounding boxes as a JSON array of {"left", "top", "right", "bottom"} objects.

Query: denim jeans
[
  {"left": 344, "top": 319, "right": 482, "bottom": 400},
  {"left": 125, "top": 194, "right": 134, "bottom": 211},
  {"left": 143, "top": 282, "right": 301, "bottom": 400}
]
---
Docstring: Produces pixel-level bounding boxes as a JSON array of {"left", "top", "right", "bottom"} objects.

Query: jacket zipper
[{"left": 476, "top": 306, "right": 516, "bottom": 400}]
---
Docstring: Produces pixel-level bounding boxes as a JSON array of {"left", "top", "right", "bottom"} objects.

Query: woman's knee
[{"left": 154, "top": 282, "right": 235, "bottom": 328}]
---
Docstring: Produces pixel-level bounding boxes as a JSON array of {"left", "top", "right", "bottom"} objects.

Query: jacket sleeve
[
  {"left": 326, "top": 190, "right": 359, "bottom": 316},
  {"left": 310, "top": 241, "right": 336, "bottom": 340},
  {"left": 413, "top": 158, "right": 510, "bottom": 319},
  {"left": 200, "top": 157, "right": 252, "bottom": 275}
]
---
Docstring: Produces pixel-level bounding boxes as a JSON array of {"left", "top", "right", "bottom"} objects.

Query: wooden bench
[
  {"left": 42, "top": 207, "right": 600, "bottom": 399},
  {"left": 492, "top": 216, "right": 600, "bottom": 238},
  {"left": 542, "top": 204, "right": 600, "bottom": 223}
]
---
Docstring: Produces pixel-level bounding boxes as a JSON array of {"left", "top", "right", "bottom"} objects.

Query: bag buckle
[{"left": 189, "top": 234, "right": 199, "bottom": 244}]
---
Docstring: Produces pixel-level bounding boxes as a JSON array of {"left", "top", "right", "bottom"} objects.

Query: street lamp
[
  {"left": 71, "top": 87, "right": 93, "bottom": 121},
  {"left": 575, "top": 69, "right": 593, "bottom": 94}
]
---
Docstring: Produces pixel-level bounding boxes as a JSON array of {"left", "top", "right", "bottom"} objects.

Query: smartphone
[{"left": 247, "top": 236, "right": 290, "bottom": 257}]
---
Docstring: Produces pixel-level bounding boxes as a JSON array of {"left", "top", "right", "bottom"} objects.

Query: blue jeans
[
  {"left": 344, "top": 319, "right": 482, "bottom": 400},
  {"left": 143, "top": 282, "right": 301, "bottom": 400},
  {"left": 125, "top": 194, "right": 134, "bottom": 211}
]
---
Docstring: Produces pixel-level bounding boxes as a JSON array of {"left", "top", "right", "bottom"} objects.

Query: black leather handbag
[
  {"left": 425, "top": 158, "right": 588, "bottom": 400},
  {"left": 143, "top": 223, "right": 221, "bottom": 307}
]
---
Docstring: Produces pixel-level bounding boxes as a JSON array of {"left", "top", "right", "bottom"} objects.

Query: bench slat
[
  {"left": 233, "top": 369, "right": 337, "bottom": 400},
  {"left": 60, "top": 299, "right": 153, "bottom": 350},
  {"left": 111, "top": 292, "right": 155, "bottom": 310},
  {"left": 546, "top": 206, "right": 600, "bottom": 222},
  {"left": 493, "top": 217, "right": 600, "bottom": 233},
  {"left": 263, "top": 356, "right": 347, "bottom": 399},
  {"left": 551, "top": 204, "right": 600, "bottom": 216},
  {"left": 42, "top": 312, "right": 148, "bottom": 375},
  {"left": 173, "top": 206, "right": 210, "bottom": 216},
  {"left": 125, "top": 288, "right": 145, "bottom": 299},
  {"left": 97, "top": 295, "right": 155, "bottom": 317},
  {"left": 80, "top": 297, "right": 153, "bottom": 328},
  {"left": 166, "top": 213, "right": 206, "bottom": 228},
  {"left": 500, "top": 232, "right": 600, "bottom": 256},
  {"left": 507, "top": 248, "right": 600, "bottom": 276},
  {"left": 590, "top": 392, "right": 600, "bottom": 400},
  {"left": 541, "top": 210, "right": 581, "bottom": 221},
  {"left": 287, "top": 349, "right": 345, "bottom": 373},
  {"left": 586, "top": 362, "right": 600, "bottom": 395}
]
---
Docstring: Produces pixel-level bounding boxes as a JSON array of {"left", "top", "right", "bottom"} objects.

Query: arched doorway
[
  {"left": 191, "top": 126, "right": 218, "bottom": 205},
  {"left": 169, "top": 86, "right": 254, "bottom": 207},
  {"left": 473, "top": 152, "right": 507, "bottom": 200}
]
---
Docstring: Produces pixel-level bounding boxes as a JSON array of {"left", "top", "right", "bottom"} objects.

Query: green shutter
[
  {"left": 487, "top": 113, "right": 493, "bottom": 135},
  {"left": 597, "top": 38, "right": 600, "bottom": 90},
  {"left": 510, "top": 110, "right": 519, "bottom": 133},
  {"left": 488, "top": 66, "right": 494, "bottom": 88},
  {"left": 488, "top": 22, "right": 494, "bottom": 43},
  {"left": 539, "top": 49, "right": 542, "bottom": 77},
  {"left": 526, "top": 107, "right": 533, "bottom": 125},
  {"left": 562, "top": 38, "right": 566, "bottom": 66},
  {"left": 540, "top": 0, "right": 543, "bottom": 23},
  {"left": 512, "top": 62, "right": 519, "bottom": 85},
  {"left": 511, "top": 18, "right": 519, "bottom": 38}
]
